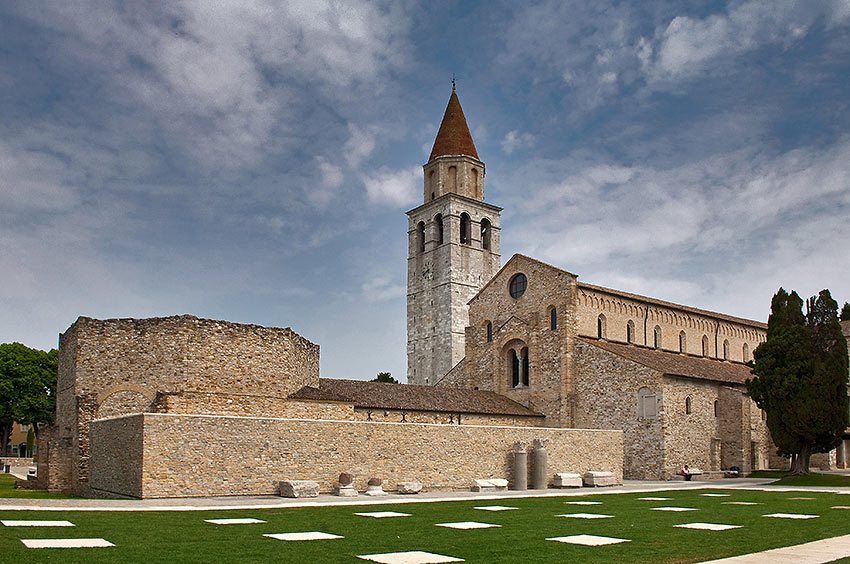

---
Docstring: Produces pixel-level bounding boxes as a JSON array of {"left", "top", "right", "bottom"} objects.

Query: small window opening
[
  {"left": 627, "top": 320, "right": 635, "bottom": 344},
  {"left": 653, "top": 325, "right": 662, "bottom": 349},
  {"left": 702, "top": 335, "right": 709, "bottom": 357},
  {"left": 597, "top": 314, "right": 607, "bottom": 339},
  {"left": 685, "top": 396, "right": 692, "bottom": 414},
  {"left": 550, "top": 307, "right": 557, "bottom": 330},
  {"left": 743, "top": 342, "right": 749, "bottom": 362},
  {"left": 714, "top": 399, "right": 718, "bottom": 417},
  {"left": 480, "top": 218, "right": 491, "bottom": 250},
  {"left": 417, "top": 221, "right": 425, "bottom": 253},
  {"left": 486, "top": 321, "right": 492, "bottom": 343},
  {"left": 679, "top": 331, "right": 686, "bottom": 353},
  {"left": 722, "top": 339, "right": 730, "bottom": 360},
  {"left": 460, "top": 212, "right": 470, "bottom": 244},
  {"left": 435, "top": 214, "right": 444, "bottom": 245}
]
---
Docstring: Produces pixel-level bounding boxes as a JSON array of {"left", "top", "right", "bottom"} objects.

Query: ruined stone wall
[
  {"left": 350, "top": 406, "right": 542, "bottom": 427},
  {"left": 89, "top": 415, "right": 144, "bottom": 498},
  {"left": 48, "top": 315, "right": 319, "bottom": 493},
  {"left": 573, "top": 340, "right": 666, "bottom": 479},
  {"left": 464, "top": 255, "right": 578, "bottom": 427},
  {"left": 575, "top": 285, "right": 766, "bottom": 363},
  {"left": 89, "top": 413, "right": 623, "bottom": 498}
]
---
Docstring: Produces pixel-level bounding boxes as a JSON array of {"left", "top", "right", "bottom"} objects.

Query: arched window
[
  {"left": 417, "top": 221, "right": 425, "bottom": 253},
  {"left": 702, "top": 335, "right": 709, "bottom": 357},
  {"left": 480, "top": 218, "right": 491, "bottom": 250},
  {"left": 742, "top": 342, "right": 749, "bottom": 362},
  {"left": 550, "top": 307, "right": 557, "bottom": 330},
  {"left": 638, "top": 387, "right": 658, "bottom": 419},
  {"left": 509, "top": 344, "right": 529, "bottom": 388},
  {"left": 722, "top": 339, "right": 730, "bottom": 360},
  {"left": 653, "top": 325, "right": 662, "bottom": 349},
  {"left": 679, "top": 331, "right": 687, "bottom": 353},
  {"left": 459, "top": 213, "right": 470, "bottom": 244},
  {"left": 486, "top": 321, "right": 492, "bottom": 343},
  {"left": 597, "top": 314, "right": 607, "bottom": 339},
  {"left": 685, "top": 396, "right": 692, "bottom": 414},
  {"left": 627, "top": 320, "right": 635, "bottom": 344},
  {"left": 435, "top": 214, "right": 444, "bottom": 245}
]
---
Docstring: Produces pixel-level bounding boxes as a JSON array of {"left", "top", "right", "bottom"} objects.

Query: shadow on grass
[{"left": 747, "top": 470, "right": 850, "bottom": 487}]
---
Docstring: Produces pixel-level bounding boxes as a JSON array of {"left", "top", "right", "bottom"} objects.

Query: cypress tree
[{"left": 747, "top": 288, "right": 849, "bottom": 474}]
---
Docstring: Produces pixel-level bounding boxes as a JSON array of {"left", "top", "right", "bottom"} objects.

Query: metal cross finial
[{"left": 451, "top": 73, "right": 456, "bottom": 91}]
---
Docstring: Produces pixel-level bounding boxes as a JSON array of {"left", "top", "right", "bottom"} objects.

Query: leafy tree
[
  {"left": 840, "top": 302, "right": 850, "bottom": 322},
  {"left": 371, "top": 372, "right": 398, "bottom": 384},
  {"left": 0, "top": 343, "right": 57, "bottom": 455},
  {"left": 747, "top": 289, "right": 849, "bottom": 474}
]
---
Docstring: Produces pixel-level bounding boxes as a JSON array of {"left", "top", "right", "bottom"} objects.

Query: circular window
[{"left": 509, "top": 273, "right": 527, "bottom": 299}]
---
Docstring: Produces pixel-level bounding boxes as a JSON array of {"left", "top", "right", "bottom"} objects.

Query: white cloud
[
  {"left": 361, "top": 276, "right": 405, "bottom": 302},
  {"left": 362, "top": 166, "right": 421, "bottom": 207},
  {"left": 501, "top": 130, "right": 536, "bottom": 155},
  {"left": 343, "top": 123, "right": 380, "bottom": 169}
]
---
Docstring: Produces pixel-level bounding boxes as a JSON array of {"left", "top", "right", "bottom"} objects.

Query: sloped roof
[
  {"left": 580, "top": 338, "right": 754, "bottom": 385},
  {"left": 291, "top": 378, "right": 543, "bottom": 417},
  {"left": 429, "top": 87, "right": 479, "bottom": 161}
]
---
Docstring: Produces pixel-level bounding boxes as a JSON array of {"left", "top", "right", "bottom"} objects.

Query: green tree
[
  {"left": 0, "top": 343, "right": 57, "bottom": 455},
  {"left": 840, "top": 302, "right": 850, "bottom": 321},
  {"left": 371, "top": 372, "right": 398, "bottom": 384},
  {"left": 747, "top": 289, "right": 849, "bottom": 474}
]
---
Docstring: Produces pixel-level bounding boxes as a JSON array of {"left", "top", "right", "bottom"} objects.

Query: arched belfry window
[
  {"left": 480, "top": 218, "right": 491, "bottom": 250},
  {"left": 627, "top": 320, "right": 635, "bottom": 344},
  {"left": 435, "top": 214, "right": 444, "bottom": 245},
  {"left": 597, "top": 314, "right": 607, "bottom": 339},
  {"left": 679, "top": 331, "right": 687, "bottom": 353},
  {"left": 459, "top": 213, "right": 470, "bottom": 244},
  {"left": 702, "top": 335, "right": 709, "bottom": 357},
  {"left": 653, "top": 325, "right": 662, "bottom": 349},
  {"left": 550, "top": 307, "right": 557, "bottom": 330},
  {"left": 486, "top": 321, "right": 492, "bottom": 343},
  {"left": 417, "top": 221, "right": 425, "bottom": 253}
]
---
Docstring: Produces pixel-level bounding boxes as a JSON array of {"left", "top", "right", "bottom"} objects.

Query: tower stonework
[{"left": 407, "top": 87, "right": 502, "bottom": 385}]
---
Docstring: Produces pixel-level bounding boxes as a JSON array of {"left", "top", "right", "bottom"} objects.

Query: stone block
[
  {"left": 336, "top": 484, "right": 358, "bottom": 497},
  {"left": 583, "top": 471, "right": 617, "bottom": 487},
  {"left": 278, "top": 480, "right": 319, "bottom": 498},
  {"left": 553, "top": 472, "right": 582, "bottom": 488},
  {"left": 397, "top": 481, "right": 422, "bottom": 494},
  {"left": 364, "top": 477, "right": 386, "bottom": 496},
  {"left": 471, "top": 478, "right": 509, "bottom": 492}
]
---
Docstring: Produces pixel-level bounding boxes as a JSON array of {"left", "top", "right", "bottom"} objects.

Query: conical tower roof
[{"left": 429, "top": 87, "right": 479, "bottom": 161}]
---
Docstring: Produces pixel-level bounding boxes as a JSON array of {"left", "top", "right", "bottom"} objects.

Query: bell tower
[{"left": 406, "top": 85, "right": 502, "bottom": 385}]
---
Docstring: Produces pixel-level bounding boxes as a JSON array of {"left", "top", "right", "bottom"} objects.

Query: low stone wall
[
  {"left": 89, "top": 414, "right": 623, "bottom": 498},
  {"left": 1, "top": 457, "right": 34, "bottom": 467}
]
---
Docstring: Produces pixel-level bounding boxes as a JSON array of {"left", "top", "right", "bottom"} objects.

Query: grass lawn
[
  {"left": 2, "top": 489, "right": 850, "bottom": 563},
  {"left": 0, "top": 474, "right": 76, "bottom": 499},
  {"left": 747, "top": 470, "right": 850, "bottom": 487}
]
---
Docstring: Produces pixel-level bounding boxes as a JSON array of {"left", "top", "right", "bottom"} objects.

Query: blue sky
[{"left": 2, "top": 1, "right": 849, "bottom": 382}]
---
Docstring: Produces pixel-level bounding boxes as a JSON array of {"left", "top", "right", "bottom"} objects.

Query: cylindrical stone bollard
[
  {"left": 513, "top": 442, "right": 528, "bottom": 490},
  {"left": 532, "top": 439, "right": 548, "bottom": 489}
]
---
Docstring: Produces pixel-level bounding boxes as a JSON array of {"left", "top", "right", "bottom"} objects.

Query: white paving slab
[
  {"left": 2, "top": 520, "right": 75, "bottom": 527},
  {"left": 204, "top": 517, "right": 266, "bottom": 524},
  {"left": 263, "top": 532, "right": 343, "bottom": 541},
  {"left": 21, "top": 538, "right": 114, "bottom": 548},
  {"left": 675, "top": 522, "right": 743, "bottom": 531},
  {"left": 638, "top": 497, "right": 672, "bottom": 501},
  {"left": 723, "top": 502, "right": 761, "bottom": 506},
  {"left": 547, "top": 534, "right": 630, "bottom": 546},
  {"left": 652, "top": 507, "right": 699, "bottom": 512},
  {"left": 356, "top": 550, "right": 464, "bottom": 563},
  {"left": 832, "top": 506, "right": 850, "bottom": 509},
  {"left": 695, "top": 533, "right": 850, "bottom": 564},
  {"left": 565, "top": 501, "right": 602, "bottom": 505},
  {"left": 473, "top": 505, "right": 517, "bottom": 511},
  {"left": 556, "top": 513, "right": 614, "bottom": 519},
  {"left": 789, "top": 497, "right": 816, "bottom": 500},
  {"left": 701, "top": 493, "right": 731, "bottom": 497},
  {"left": 763, "top": 513, "right": 819, "bottom": 519},
  {"left": 435, "top": 521, "right": 501, "bottom": 529},
  {"left": 354, "top": 511, "right": 412, "bottom": 518}
]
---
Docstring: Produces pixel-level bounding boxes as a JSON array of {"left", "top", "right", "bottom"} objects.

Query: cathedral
[{"left": 405, "top": 86, "right": 840, "bottom": 478}]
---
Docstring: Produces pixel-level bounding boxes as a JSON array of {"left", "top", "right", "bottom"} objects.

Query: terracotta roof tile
[
  {"left": 429, "top": 88, "right": 479, "bottom": 161},
  {"left": 290, "top": 378, "right": 542, "bottom": 417},
  {"left": 580, "top": 338, "right": 754, "bottom": 385}
]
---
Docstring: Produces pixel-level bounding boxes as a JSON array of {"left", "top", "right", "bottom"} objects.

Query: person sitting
[{"left": 681, "top": 464, "right": 692, "bottom": 481}]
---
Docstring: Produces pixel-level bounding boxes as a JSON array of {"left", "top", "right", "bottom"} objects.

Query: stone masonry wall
[
  {"left": 573, "top": 339, "right": 666, "bottom": 479},
  {"left": 47, "top": 315, "right": 319, "bottom": 493},
  {"left": 89, "top": 413, "right": 623, "bottom": 498},
  {"left": 351, "top": 406, "right": 542, "bottom": 427},
  {"left": 89, "top": 415, "right": 144, "bottom": 498},
  {"left": 154, "top": 392, "right": 355, "bottom": 420}
]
